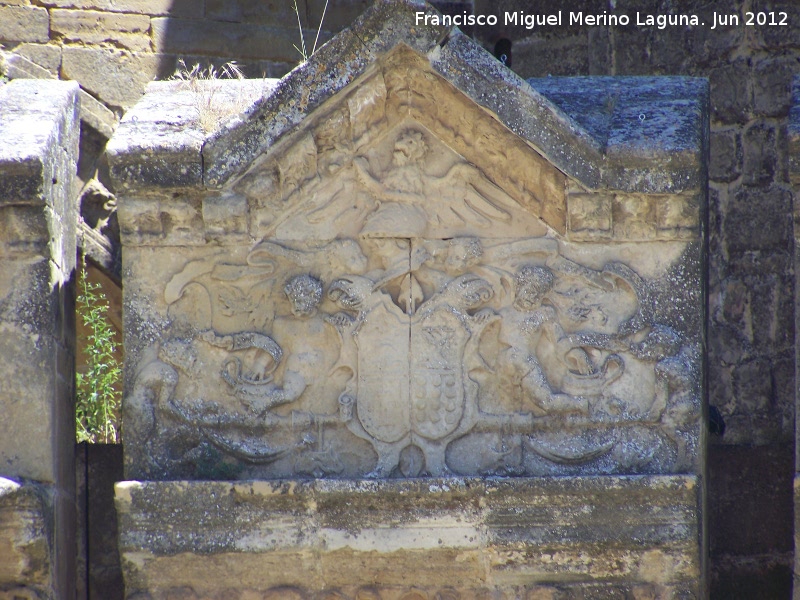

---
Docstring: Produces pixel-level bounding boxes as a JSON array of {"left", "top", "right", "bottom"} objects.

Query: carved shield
[
  {"left": 355, "top": 298, "right": 410, "bottom": 443},
  {"left": 410, "top": 307, "right": 468, "bottom": 440}
]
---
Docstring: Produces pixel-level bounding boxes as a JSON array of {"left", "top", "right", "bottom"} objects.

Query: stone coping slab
[
  {"left": 107, "top": 78, "right": 277, "bottom": 190},
  {"left": 107, "top": 0, "right": 707, "bottom": 196},
  {"left": 529, "top": 76, "right": 709, "bottom": 194},
  {"left": 0, "top": 79, "right": 80, "bottom": 206},
  {"left": 116, "top": 475, "right": 703, "bottom": 597}
]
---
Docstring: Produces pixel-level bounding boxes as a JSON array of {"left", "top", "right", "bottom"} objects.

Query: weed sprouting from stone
[
  {"left": 75, "top": 263, "right": 122, "bottom": 444},
  {"left": 170, "top": 59, "right": 257, "bottom": 133}
]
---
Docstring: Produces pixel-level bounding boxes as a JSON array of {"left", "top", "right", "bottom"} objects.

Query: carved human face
[
  {"left": 392, "top": 130, "right": 427, "bottom": 166},
  {"left": 514, "top": 265, "right": 554, "bottom": 311},
  {"left": 445, "top": 237, "right": 483, "bottom": 273},
  {"left": 284, "top": 274, "right": 323, "bottom": 318}
]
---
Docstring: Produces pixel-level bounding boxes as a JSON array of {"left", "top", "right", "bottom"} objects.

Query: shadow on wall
[
  {"left": 152, "top": 0, "right": 372, "bottom": 87},
  {"left": 152, "top": 1, "right": 480, "bottom": 95}
]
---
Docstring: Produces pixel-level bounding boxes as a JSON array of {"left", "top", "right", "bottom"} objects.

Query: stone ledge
[
  {"left": 107, "top": 79, "right": 277, "bottom": 192},
  {"left": 116, "top": 475, "right": 702, "bottom": 596},
  {"left": 0, "top": 478, "right": 51, "bottom": 590},
  {"left": 0, "top": 78, "right": 80, "bottom": 278},
  {"left": 529, "top": 76, "right": 709, "bottom": 195},
  {"left": 0, "top": 79, "right": 80, "bottom": 206}
]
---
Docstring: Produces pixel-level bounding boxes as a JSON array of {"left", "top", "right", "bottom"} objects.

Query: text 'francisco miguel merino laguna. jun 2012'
[{"left": 415, "top": 9, "right": 789, "bottom": 30}]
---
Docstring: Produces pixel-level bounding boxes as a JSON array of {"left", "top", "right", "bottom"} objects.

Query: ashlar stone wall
[
  {"left": 0, "top": 0, "right": 374, "bottom": 112},
  {"left": 789, "top": 76, "right": 800, "bottom": 600}
]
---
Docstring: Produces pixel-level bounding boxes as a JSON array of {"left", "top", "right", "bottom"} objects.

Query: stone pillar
[{"left": 0, "top": 79, "right": 80, "bottom": 599}]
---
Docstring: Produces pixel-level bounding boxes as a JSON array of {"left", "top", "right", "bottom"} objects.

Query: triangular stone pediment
[
  {"left": 229, "top": 45, "right": 566, "bottom": 238},
  {"left": 110, "top": 1, "right": 704, "bottom": 202}
]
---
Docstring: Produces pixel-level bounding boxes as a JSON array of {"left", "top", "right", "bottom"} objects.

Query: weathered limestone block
[
  {"left": 0, "top": 79, "right": 80, "bottom": 600},
  {"left": 0, "top": 6, "right": 50, "bottom": 44},
  {"left": 36, "top": 0, "right": 197, "bottom": 16},
  {"left": 108, "top": 79, "right": 274, "bottom": 193},
  {"left": 0, "top": 79, "right": 80, "bottom": 482},
  {"left": 5, "top": 44, "right": 62, "bottom": 78},
  {"left": 0, "top": 51, "right": 56, "bottom": 82},
  {"left": 117, "top": 476, "right": 702, "bottom": 598},
  {"left": 0, "top": 479, "right": 51, "bottom": 595},
  {"left": 109, "top": 1, "right": 707, "bottom": 596},
  {"left": 78, "top": 88, "right": 118, "bottom": 139},
  {"left": 50, "top": 9, "right": 152, "bottom": 53},
  {"left": 150, "top": 17, "right": 298, "bottom": 61},
  {"left": 61, "top": 46, "right": 166, "bottom": 110},
  {"left": 204, "top": 0, "right": 370, "bottom": 32}
]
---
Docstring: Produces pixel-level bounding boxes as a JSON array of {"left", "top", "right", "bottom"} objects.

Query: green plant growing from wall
[{"left": 75, "top": 264, "right": 121, "bottom": 443}]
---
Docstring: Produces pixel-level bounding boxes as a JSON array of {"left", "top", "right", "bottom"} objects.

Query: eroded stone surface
[
  {"left": 109, "top": 2, "right": 706, "bottom": 596},
  {"left": 111, "top": 7, "right": 705, "bottom": 485},
  {"left": 0, "top": 79, "right": 80, "bottom": 483},
  {"left": 116, "top": 476, "right": 702, "bottom": 598},
  {"left": 0, "top": 78, "right": 79, "bottom": 600},
  {"left": 124, "top": 240, "right": 701, "bottom": 480},
  {"left": 0, "top": 478, "right": 51, "bottom": 593},
  {"left": 119, "top": 103, "right": 702, "bottom": 481}
]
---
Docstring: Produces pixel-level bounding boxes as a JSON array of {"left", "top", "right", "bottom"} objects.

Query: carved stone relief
[
  {"left": 127, "top": 225, "right": 698, "bottom": 479},
  {"left": 123, "top": 58, "right": 699, "bottom": 480},
  {"left": 240, "top": 125, "right": 550, "bottom": 243},
  {"left": 235, "top": 49, "right": 566, "bottom": 243}
]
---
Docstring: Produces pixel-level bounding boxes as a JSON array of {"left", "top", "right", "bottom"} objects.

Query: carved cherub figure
[
  {"left": 494, "top": 265, "right": 590, "bottom": 415},
  {"left": 209, "top": 274, "right": 339, "bottom": 417}
]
